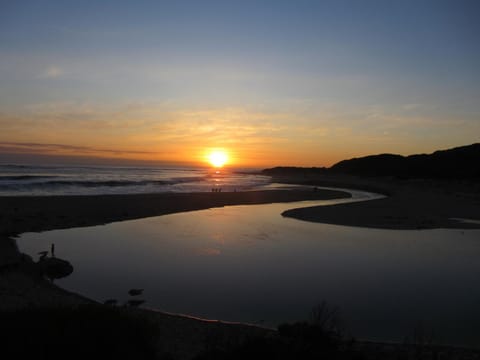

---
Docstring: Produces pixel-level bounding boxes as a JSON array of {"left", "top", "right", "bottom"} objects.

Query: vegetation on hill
[{"left": 263, "top": 143, "right": 480, "bottom": 179}]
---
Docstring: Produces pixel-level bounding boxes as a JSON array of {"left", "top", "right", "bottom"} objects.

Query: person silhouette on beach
[{"left": 51, "top": 243, "right": 55, "bottom": 257}]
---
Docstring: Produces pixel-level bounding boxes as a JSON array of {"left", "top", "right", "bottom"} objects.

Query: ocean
[{"left": 0, "top": 164, "right": 271, "bottom": 196}]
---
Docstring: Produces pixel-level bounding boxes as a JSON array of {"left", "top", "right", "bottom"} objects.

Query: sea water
[{"left": 0, "top": 164, "right": 269, "bottom": 196}]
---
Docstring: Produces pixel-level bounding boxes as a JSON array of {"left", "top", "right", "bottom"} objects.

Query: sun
[{"left": 207, "top": 150, "right": 229, "bottom": 168}]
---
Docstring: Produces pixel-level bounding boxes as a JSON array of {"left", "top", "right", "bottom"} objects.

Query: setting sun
[{"left": 207, "top": 150, "right": 229, "bottom": 168}]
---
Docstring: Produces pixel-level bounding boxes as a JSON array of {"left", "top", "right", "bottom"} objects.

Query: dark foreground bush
[
  {"left": 0, "top": 305, "right": 159, "bottom": 360},
  {"left": 194, "top": 321, "right": 365, "bottom": 360}
]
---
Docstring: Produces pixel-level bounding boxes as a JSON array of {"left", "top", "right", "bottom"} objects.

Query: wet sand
[
  {"left": 283, "top": 189, "right": 480, "bottom": 229},
  {"left": 273, "top": 175, "right": 480, "bottom": 230},
  {"left": 0, "top": 189, "right": 349, "bottom": 238}
]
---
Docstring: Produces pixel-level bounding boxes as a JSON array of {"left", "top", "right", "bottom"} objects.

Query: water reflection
[{"left": 16, "top": 190, "right": 480, "bottom": 348}]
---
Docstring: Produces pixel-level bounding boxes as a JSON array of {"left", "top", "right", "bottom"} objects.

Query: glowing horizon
[{"left": 1, "top": 1, "right": 479, "bottom": 168}]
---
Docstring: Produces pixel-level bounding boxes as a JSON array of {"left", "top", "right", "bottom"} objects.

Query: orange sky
[
  {"left": 1, "top": 2, "right": 479, "bottom": 168},
  {"left": 1, "top": 103, "right": 477, "bottom": 168}
]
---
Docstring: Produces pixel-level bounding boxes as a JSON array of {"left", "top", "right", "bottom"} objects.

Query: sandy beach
[
  {"left": 2, "top": 181, "right": 480, "bottom": 358},
  {"left": 283, "top": 186, "right": 480, "bottom": 230},
  {"left": 3, "top": 180, "right": 480, "bottom": 308},
  {"left": 0, "top": 188, "right": 348, "bottom": 358},
  {"left": 272, "top": 175, "right": 480, "bottom": 230}
]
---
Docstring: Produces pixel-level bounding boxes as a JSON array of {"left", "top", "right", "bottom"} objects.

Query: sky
[{"left": 1, "top": 0, "right": 479, "bottom": 167}]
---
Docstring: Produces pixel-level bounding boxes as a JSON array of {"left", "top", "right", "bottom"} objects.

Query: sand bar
[
  {"left": 283, "top": 191, "right": 480, "bottom": 230},
  {"left": 0, "top": 189, "right": 350, "bottom": 304},
  {"left": 272, "top": 175, "right": 480, "bottom": 230},
  {"left": 0, "top": 188, "right": 349, "bottom": 237}
]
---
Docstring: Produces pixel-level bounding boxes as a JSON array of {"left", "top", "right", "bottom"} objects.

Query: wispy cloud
[
  {"left": 38, "top": 66, "right": 64, "bottom": 79},
  {"left": 0, "top": 142, "right": 155, "bottom": 156},
  {"left": 1, "top": 100, "right": 478, "bottom": 166}
]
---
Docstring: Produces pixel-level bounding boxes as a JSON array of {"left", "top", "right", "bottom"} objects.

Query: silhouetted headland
[{"left": 263, "top": 143, "right": 480, "bottom": 179}]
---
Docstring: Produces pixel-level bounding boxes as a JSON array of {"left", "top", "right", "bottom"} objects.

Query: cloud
[
  {"left": 0, "top": 142, "right": 155, "bottom": 156},
  {"left": 1, "top": 100, "right": 478, "bottom": 167},
  {"left": 38, "top": 66, "right": 64, "bottom": 79}
]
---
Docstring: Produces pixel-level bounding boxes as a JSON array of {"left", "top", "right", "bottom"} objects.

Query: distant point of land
[{"left": 263, "top": 143, "right": 480, "bottom": 180}]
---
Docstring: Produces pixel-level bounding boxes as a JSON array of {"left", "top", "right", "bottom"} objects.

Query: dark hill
[
  {"left": 329, "top": 143, "right": 480, "bottom": 179},
  {"left": 261, "top": 166, "right": 327, "bottom": 176},
  {"left": 329, "top": 154, "right": 404, "bottom": 177},
  {"left": 262, "top": 144, "right": 480, "bottom": 180}
]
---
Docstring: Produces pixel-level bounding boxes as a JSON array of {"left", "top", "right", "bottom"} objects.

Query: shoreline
[
  {"left": 0, "top": 187, "right": 350, "bottom": 359},
  {"left": 273, "top": 175, "right": 480, "bottom": 230},
  {"left": 282, "top": 193, "right": 480, "bottom": 230},
  {"left": 1, "top": 188, "right": 350, "bottom": 309},
  {"left": 3, "top": 179, "right": 480, "bottom": 309},
  {"left": 2, "top": 181, "right": 480, "bottom": 358},
  {"left": 0, "top": 188, "right": 350, "bottom": 237}
]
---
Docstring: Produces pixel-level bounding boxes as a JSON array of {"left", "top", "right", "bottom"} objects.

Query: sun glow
[{"left": 207, "top": 150, "right": 229, "bottom": 168}]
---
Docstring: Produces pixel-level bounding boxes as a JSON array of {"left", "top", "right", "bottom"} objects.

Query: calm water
[
  {"left": 17, "top": 189, "right": 480, "bottom": 348},
  {"left": 0, "top": 164, "right": 269, "bottom": 195}
]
